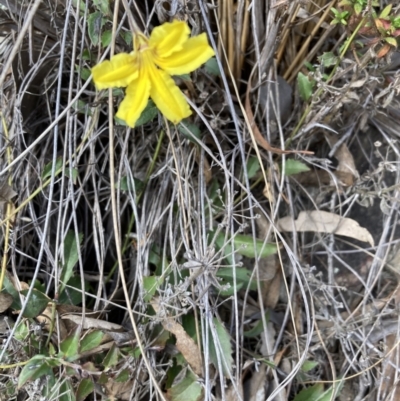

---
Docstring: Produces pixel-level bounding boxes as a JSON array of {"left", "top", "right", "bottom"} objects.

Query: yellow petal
[
  {"left": 92, "top": 53, "right": 138, "bottom": 90},
  {"left": 116, "top": 75, "right": 151, "bottom": 127},
  {"left": 149, "top": 20, "right": 190, "bottom": 58},
  {"left": 148, "top": 65, "right": 191, "bottom": 124},
  {"left": 154, "top": 33, "right": 215, "bottom": 75}
]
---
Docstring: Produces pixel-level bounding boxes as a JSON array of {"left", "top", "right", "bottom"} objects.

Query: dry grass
[{"left": 0, "top": 0, "right": 400, "bottom": 400}]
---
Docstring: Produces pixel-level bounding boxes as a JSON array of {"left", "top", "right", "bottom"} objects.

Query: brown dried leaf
[
  {"left": 0, "top": 291, "right": 13, "bottom": 313},
  {"left": 152, "top": 301, "right": 202, "bottom": 375},
  {"left": 277, "top": 210, "right": 374, "bottom": 247},
  {"left": 61, "top": 314, "right": 124, "bottom": 331},
  {"left": 0, "top": 181, "right": 17, "bottom": 203},
  {"left": 325, "top": 133, "right": 359, "bottom": 186}
]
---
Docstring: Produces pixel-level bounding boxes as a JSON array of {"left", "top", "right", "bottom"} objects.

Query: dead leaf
[
  {"left": 104, "top": 378, "right": 135, "bottom": 401},
  {"left": 37, "top": 305, "right": 68, "bottom": 340},
  {"left": 325, "top": 133, "right": 359, "bottom": 186},
  {"left": 61, "top": 314, "right": 124, "bottom": 331},
  {"left": 0, "top": 291, "right": 13, "bottom": 313},
  {"left": 0, "top": 181, "right": 17, "bottom": 203},
  {"left": 277, "top": 210, "right": 374, "bottom": 247},
  {"left": 245, "top": 364, "right": 266, "bottom": 401},
  {"left": 152, "top": 301, "right": 202, "bottom": 375}
]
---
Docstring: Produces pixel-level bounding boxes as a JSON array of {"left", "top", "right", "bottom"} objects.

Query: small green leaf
[
  {"left": 301, "top": 360, "right": 319, "bottom": 372},
  {"left": 246, "top": 156, "right": 260, "bottom": 179},
  {"left": 354, "top": 3, "right": 363, "bottom": 15},
  {"left": 244, "top": 311, "right": 270, "bottom": 338},
  {"left": 20, "top": 289, "right": 50, "bottom": 318},
  {"left": 60, "top": 231, "right": 83, "bottom": 293},
  {"left": 379, "top": 4, "right": 392, "bottom": 19},
  {"left": 93, "top": 0, "right": 109, "bottom": 14},
  {"left": 115, "top": 369, "right": 130, "bottom": 382},
  {"left": 208, "top": 318, "right": 233, "bottom": 377},
  {"left": 18, "top": 356, "right": 61, "bottom": 389},
  {"left": 384, "top": 37, "right": 398, "bottom": 47},
  {"left": 232, "top": 234, "right": 278, "bottom": 259},
  {"left": 88, "top": 12, "right": 105, "bottom": 46},
  {"left": 176, "top": 73, "right": 191, "bottom": 81},
  {"left": 297, "top": 72, "right": 314, "bottom": 101},
  {"left": 103, "top": 343, "right": 120, "bottom": 368},
  {"left": 136, "top": 99, "right": 158, "bottom": 126},
  {"left": 293, "top": 383, "right": 324, "bottom": 401},
  {"left": 281, "top": 159, "right": 310, "bottom": 176},
  {"left": 101, "top": 30, "right": 112, "bottom": 47},
  {"left": 14, "top": 321, "right": 29, "bottom": 341},
  {"left": 42, "top": 158, "right": 63, "bottom": 179},
  {"left": 213, "top": 231, "right": 277, "bottom": 262},
  {"left": 178, "top": 120, "right": 201, "bottom": 142},
  {"left": 119, "top": 176, "right": 145, "bottom": 192},
  {"left": 59, "top": 380, "right": 76, "bottom": 401},
  {"left": 120, "top": 31, "right": 132, "bottom": 45},
  {"left": 143, "top": 276, "right": 161, "bottom": 302},
  {"left": 2, "top": 275, "right": 21, "bottom": 310},
  {"left": 318, "top": 52, "right": 338, "bottom": 67},
  {"left": 216, "top": 267, "right": 257, "bottom": 294},
  {"left": 59, "top": 276, "right": 85, "bottom": 306},
  {"left": 80, "top": 330, "right": 104, "bottom": 353},
  {"left": 76, "top": 378, "right": 94, "bottom": 401},
  {"left": 60, "top": 326, "right": 81, "bottom": 361},
  {"left": 204, "top": 57, "right": 220, "bottom": 76},
  {"left": 167, "top": 371, "right": 203, "bottom": 401}
]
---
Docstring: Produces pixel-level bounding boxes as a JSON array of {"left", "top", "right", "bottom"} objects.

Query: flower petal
[
  {"left": 116, "top": 75, "right": 151, "bottom": 127},
  {"left": 92, "top": 53, "right": 138, "bottom": 90},
  {"left": 154, "top": 33, "right": 215, "bottom": 75},
  {"left": 148, "top": 65, "right": 191, "bottom": 124},
  {"left": 149, "top": 20, "right": 190, "bottom": 58}
]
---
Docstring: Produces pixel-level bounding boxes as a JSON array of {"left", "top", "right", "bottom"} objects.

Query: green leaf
[
  {"left": 103, "top": 343, "right": 120, "bottom": 368},
  {"left": 244, "top": 311, "right": 270, "bottom": 338},
  {"left": 80, "top": 330, "right": 104, "bottom": 353},
  {"left": 297, "top": 72, "right": 314, "bottom": 101},
  {"left": 76, "top": 66, "right": 91, "bottom": 81},
  {"left": 2, "top": 274, "right": 21, "bottom": 310},
  {"left": 60, "top": 231, "right": 83, "bottom": 293},
  {"left": 293, "top": 383, "right": 324, "bottom": 401},
  {"left": 379, "top": 4, "right": 392, "bottom": 19},
  {"left": 317, "top": 52, "right": 338, "bottom": 68},
  {"left": 136, "top": 99, "right": 158, "bottom": 126},
  {"left": 213, "top": 231, "right": 277, "bottom": 263},
  {"left": 167, "top": 371, "right": 203, "bottom": 401},
  {"left": 115, "top": 368, "right": 130, "bottom": 382},
  {"left": 60, "top": 326, "right": 81, "bottom": 361},
  {"left": 216, "top": 267, "right": 257, "bottom": 295},
  {"left": 246, "top": 156, "right": 260, "bottom": 179},
  {"left": 88, "top": 12, "right": 105, "bottom": 46},
  {"left": 301, "top": 360, "right": 319, "bottom": 372},
  {"left": 42, "top": 158, "right": 63, "bottom": 179},
  {"left": 59, "top": 276, "right": 85, "bottom": 306},
  {"left": 178, "top": 120, "right": 201, "bottom": 142},
  {"left": 76, "top": 378, "right": 94, "bottom": 401},
  {"left": 354, "top": 3, "right": 363, "bottom": 15},
  {"left": 119, "top": 176, "right": 145, "bottom": 192},
  {"left": 20, "top": 289, "right": 50, "bottom": 318},
  {"left": 101, "top": 30, "right": 112, "bottom": 47},
  {"left": 93, "top": 0, "right": 109, "bottom": 14},
  {"left": 281, "top": 159, "right": 310, "bottom": 176},
  {"left": 208, "top": 318, "right": 233, "bottom": 377},
  {"left": 143, "top": 276, "right": 161, "bottom": 302},
  {"left": 384, "top": 37, "right": 398, "bottom": 47},
  {"left": 204, "top": 57, "right": 220, "bottom": 76},
  {"left": 120, "top": 31, "right": 132, "bottom": 45},
  {"left": 14, "top": 321, "right": 29, "bottom": 341},
  {"left": 18, "top": 356, "right": 61, "bottom": 389},
  {"left": 59, "top": 380, "right": 76, "bottom": 401},
  {"left": 232, "top": 234, "right": 278, "bottom": 259}
]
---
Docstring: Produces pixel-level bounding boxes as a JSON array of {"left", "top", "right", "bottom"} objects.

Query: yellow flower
[{"left": 92, "top": 20, "right": 215, "bottom": 127}]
